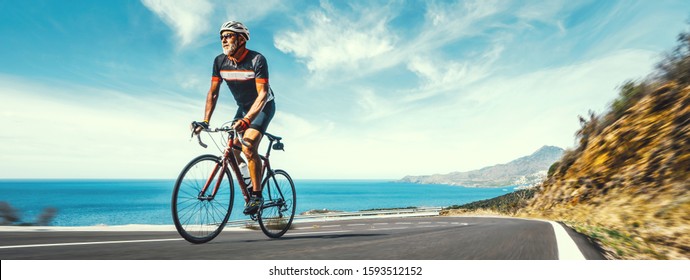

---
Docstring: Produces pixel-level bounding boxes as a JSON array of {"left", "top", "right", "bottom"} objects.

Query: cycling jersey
[{"left": 211, "top": 49, "right": 275, "bottom": 109}]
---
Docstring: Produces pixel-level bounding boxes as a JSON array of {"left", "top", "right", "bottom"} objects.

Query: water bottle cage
[{"left": 244, "top": 178, "right": 253, "bottom": 194}]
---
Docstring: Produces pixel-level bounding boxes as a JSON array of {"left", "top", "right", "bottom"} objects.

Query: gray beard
[{"left": 223, "top": 43, "right": 237, "bottom": 56}]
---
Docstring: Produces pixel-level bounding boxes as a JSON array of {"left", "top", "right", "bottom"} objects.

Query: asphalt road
[{"left": 0, "top": 216, "right": 605, "bottom": 260}]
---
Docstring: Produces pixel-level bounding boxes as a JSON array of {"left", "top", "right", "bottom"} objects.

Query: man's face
[{"left": 221, "top": 31, "right": 238, "bottom": 55}]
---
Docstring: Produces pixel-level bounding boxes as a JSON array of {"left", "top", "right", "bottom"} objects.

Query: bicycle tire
[
  {"left": 258, "top": 169, "right": 296, "bottom": 238},
  {"left": 172, "top": 154, "right": 234, "bottom": 243}
]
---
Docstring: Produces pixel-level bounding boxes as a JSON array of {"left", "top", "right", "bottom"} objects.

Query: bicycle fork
[{"left": 198, "top": 160, "right": 225, "bottom": 201}]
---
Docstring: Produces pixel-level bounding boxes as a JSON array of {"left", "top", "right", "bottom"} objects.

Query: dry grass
[
  {"left": 444, "top": 197, "right": 689, "bottom": 260},
  {"left": 520, "top": 188, "right": 690, "bottom": 260},
  {"left": 520, "top": 84, "right": 690, "bottom": 259},
  {"left": 440, "top": 208, "right": 511, "bottom": 217}
]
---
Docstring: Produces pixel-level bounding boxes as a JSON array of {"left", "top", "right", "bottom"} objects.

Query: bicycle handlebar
[
  {"left": 195, "top": 133, "right": 208, "bottom": 148},
  {"left": 193, "top": 125, "right": 250, "bottom": 149}
]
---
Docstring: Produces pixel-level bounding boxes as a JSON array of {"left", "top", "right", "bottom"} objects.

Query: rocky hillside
[
  {"left": 444, "top": 27, "right": 690, "bottom": 260},
  {"left": 519, "top": 29, "right": 690, "bottom": 259},
  {"left": 522, "top": 82, "right": 689, "bottom": 259},
  {"left": 400, "top": 145, "right": 563, "bottom": 187}
]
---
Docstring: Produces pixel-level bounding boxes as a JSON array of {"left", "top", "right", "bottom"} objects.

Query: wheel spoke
[
  {"left": 172, "top": 155, "right": 234, "bottom": 243},
  {"left": 258, "top": 170, "right": 295, "bottom": 238}
]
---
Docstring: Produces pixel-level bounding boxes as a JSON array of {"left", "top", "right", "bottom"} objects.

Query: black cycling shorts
[{"left": 234, "top": 100, "right": 275, "bottom": 134}]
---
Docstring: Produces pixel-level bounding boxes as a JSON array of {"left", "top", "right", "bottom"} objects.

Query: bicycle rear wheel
[
  {"left": 172, "top": 154, "right": 234, "bottom": 243},
  {"left": 258, "top": 169, "right": 296, "bottom": 238}
]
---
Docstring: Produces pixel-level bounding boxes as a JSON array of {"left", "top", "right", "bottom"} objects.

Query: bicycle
[{"left": 171, "top": 120, "right": 296, "bottom": 243}]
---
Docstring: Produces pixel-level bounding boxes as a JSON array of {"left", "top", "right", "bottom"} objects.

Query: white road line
[
  {"left": 418, "top": 222, "right": 432, "bottom": 224},
  {"left": 417, "top": 225, "right": 440, "bottom": 228},
  {"left": 549, "top": 221, "right": 586, "bottom": 260},
  {"left": 0, "top": 238, "right": 183, "bottom": 250},
  {"left": 395, "top": 222, "right": 413, "bottom": 225},
  {"left": 319, "top": 225, "right": 342, "bottom": 228},
  {"left": 288, "top": 230, "right": 352, "bottom": 236},
  {"left": 346, "top": 224, "right": 367, "bottom": 227},
  {"left": 369, "top": 227, "right": 409, "bottom": 231},
  {"left": 373, "top": 223, "right": 389, "bottom": 225}
]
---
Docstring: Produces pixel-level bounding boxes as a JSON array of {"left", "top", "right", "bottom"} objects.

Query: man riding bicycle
[{"left": 193, "top": 21, "right": 276, "bottom": 215}]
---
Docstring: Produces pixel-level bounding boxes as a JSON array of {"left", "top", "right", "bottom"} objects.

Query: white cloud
[
  {"left": 273, "top": 1, "right": 396, "bottom": 74},
  {"left": 136, "top": 1, "right": 666, "bottom": 180},
  {"left": 221, "top": 0, "right": 285, "bottom": 24},
  {"left": 272, "top": 0, "right": 513, "bottom": 94},
  {"left": 404, "top": 43, "right": 504, "bottom": 102},
  {"left": 283, "top": 48, "right": 658, "bottom": 179},
  {"left": 141, "top": 0, "right": 213, "bottom": 47},
  {"left": 423, "top": 0, "right": 501, "bottom": 41},
  {"left": 0, "top": 47, "right": 661, "bottom": 180},
  {"left": 515, "top": 0, "right": 566, "bottom": 24},
  {"left": 0, "top": 75, "right": 202, "bottom": 178},
  {"left": 4, "top": 0, "right": 679, "bottom": 181},
  {"left": 271, "top": 111, "right": 331, "bottom": 139},
  {"left": 141, "top": 0, "right": 284, "bottom": 48},
  {"left": 411, "top": 48, "right": 656, "bottom": 165},
  {"left": 355, "top": 88, "right": 401, "bottom": 122}
]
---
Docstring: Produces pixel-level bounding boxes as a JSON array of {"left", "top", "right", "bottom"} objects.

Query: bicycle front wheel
[
  {"left": 258, "top": 169, "right": 296, "bottom": 238},
  {"left": 172, "top": 154, "right": 234, "bottom": 243}
]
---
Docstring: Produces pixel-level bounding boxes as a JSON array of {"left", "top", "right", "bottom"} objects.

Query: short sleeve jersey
[{"left": 212, "top": 49, "right": 275, "bottom": 108}]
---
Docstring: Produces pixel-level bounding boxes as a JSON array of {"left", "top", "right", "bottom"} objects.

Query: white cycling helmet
[{"left": 219, "top": 21, "right": 250, "bottom": 41}]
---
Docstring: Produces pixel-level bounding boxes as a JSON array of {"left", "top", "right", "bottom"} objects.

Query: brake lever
[
  {"left": 190, "top": 121, "right": 209, "bottom": 148},
  {"left": 189, "top": 127, "right": 208, "bottom": 148},
  {"left": 228, "top": 121, "right": 251, "bottom": 147},
  {"left": 196, "top": 133, "right": 208, "bottom": 148}
]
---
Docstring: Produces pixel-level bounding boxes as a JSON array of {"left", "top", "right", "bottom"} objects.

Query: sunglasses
[{"left": 220, "top": 33, "right": 236, "bottom": 41}]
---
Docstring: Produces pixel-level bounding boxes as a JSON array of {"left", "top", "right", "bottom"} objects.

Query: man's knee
[
  {"left": 242, "top": 129, "right": 262, "bottom": 152},
  {"left": 241, "top": 137, "right": 259, "bottom": 157}
]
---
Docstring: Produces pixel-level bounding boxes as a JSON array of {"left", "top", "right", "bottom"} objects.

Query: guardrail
[{"left": 225, "top": 207, "right": 442, "bottom": 227}]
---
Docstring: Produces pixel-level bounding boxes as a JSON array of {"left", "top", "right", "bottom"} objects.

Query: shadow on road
[{"left": 243, "top": 233, "right": 386, "bottom": 242}]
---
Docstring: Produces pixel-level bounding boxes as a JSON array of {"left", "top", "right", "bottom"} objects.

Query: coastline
[
  {"left": 0, "top": 207, "right": 443, "bottom": 232},
  {"left": 0, "top": 224, "right": 179, "bottom": 232}
]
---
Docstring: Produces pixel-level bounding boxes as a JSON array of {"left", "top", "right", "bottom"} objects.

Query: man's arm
[
  {"left": 194, "top": 79, "right": 222, "bottom": 134},
  {"left": 244, "top": 81, "right": 268, "bottom": 122},
  {"left": 203, "top": 79, "right": 222, "bottom": 122}
]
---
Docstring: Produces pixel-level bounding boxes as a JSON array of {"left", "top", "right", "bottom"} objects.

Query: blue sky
[{"left": 1, "top": 0, "right": 688, "bottom": 179}]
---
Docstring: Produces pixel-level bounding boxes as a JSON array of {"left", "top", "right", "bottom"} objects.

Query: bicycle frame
[{"left": 198, "top": 130, "right": 278, "bottom": 204}]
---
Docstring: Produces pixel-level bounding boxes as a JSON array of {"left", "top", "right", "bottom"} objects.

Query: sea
[{"left": 0, "top": 179, "right": 515, "bottom": 227}]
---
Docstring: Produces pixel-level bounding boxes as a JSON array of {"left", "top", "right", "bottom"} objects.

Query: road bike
[{"left": 172, "top": 121, "right": 296, "bottom": 243}]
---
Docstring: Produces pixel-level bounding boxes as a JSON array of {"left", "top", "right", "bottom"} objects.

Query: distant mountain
[{"left": 399, "top": 145, "right": 564, "bottom": 187}]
